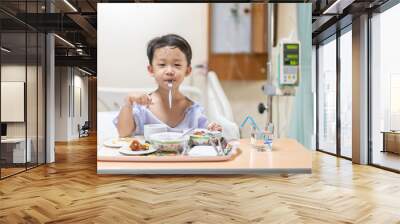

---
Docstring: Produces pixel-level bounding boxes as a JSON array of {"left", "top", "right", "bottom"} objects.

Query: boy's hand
[
  {"left": 124, "top": 93, "right": 152, "bottom": 107},
  {"left": 207, "top": 122, "right": 222, "bottom": 132}
]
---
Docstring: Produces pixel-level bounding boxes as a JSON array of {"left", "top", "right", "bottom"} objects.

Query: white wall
[
  {"left": 55, "top": 67, "right": 89, "bottom": 141},
  {"left": 1, "top": 65, "right": 37, "bottom": 137},
  {"left": 1, "top": 64, "right": 46, "bottom": 163},
  {"left": 72, "top": 74, "right": 89, "bottom": 138},
  {"left": 55, "top": 67, "right": 69, "bottom": 141},
  {"left": 1, "top": 80, "right": 24, "bottom": 123},
  {"left": 97, "top": 3, "right": 208, "bottom": 89},
  {"left": 220, "top": 80, "right": 268, "bottom": 137}
]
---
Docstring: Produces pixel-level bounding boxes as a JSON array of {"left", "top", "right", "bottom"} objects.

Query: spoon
[
  {"left": 179, "top": 127, "right": 195, "bottom": 138},
  {"left": 168, "top": 81, "right": 173, "bottom": 109}
]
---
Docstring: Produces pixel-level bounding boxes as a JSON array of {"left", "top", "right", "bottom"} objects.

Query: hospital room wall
[
  {"left": 261, "top": 4, "right": 314, "bottom": 149},
  {"left": 97, "top": 4, "right": 208, "bottom": 90},
  {"left": 96, "top": 3, "right": 312, "bottom": 141},
  {"left": 221, "top": 4, "right": 312, "bottom": 139},
  {"left": 269, "top": 4, "right": 298, "bottom": 139}
]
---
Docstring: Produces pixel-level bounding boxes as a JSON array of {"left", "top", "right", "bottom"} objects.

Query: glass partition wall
[
  {"left": 0, "top": 1, "right": 46, "bottom": 179},
  {"left": 316, "top": 27, "right": 353, "bottom": 159}
]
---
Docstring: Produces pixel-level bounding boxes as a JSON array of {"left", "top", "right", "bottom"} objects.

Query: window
[
  {"left": 340, "top": 29, "right": 352, "bottom": 158},
  {"left": 370, "top": 2, "right": 400, "bottom": 171},
  {"left": 317, "top": 36, "right": 337, "bottom": 154}
]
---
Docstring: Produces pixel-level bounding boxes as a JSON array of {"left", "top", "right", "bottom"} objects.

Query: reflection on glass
[
  {"left": 1, "top": 31, "right": 27, "bottom": 177},
  {"left": 371, "top": 4, "right": 400, "bottom": 171},
  {"left": 340, "top": 30, "right": 352, "bottom": 158},
  {"left": 0, "top": 1, "right": 47, "bottom": 179},
  {"left": 318, "top": 38, "right": 337, "bottom": 154}
]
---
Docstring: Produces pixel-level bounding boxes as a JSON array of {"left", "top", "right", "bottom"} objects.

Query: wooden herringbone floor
[{"left": 1, "top": 135, "right": 400, "bottom": 224}]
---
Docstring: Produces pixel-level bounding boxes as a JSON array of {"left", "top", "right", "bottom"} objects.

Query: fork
[{"left": 210, "top": 136, "right": 228, "bottom": 156}]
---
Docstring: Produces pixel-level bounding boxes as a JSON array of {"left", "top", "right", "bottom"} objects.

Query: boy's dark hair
[{"left": 147, "top": 34, "right": 192, "bottom": 65}]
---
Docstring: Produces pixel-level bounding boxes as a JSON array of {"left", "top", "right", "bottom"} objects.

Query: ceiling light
[
  {"left": 76, "top": 48, "right": 85, "bottom": 55},
  {"left": 1, "top": 47, "right": 11, "bottom": 53},
  {"left": 54, "top": 34, "right": 75, "bottom": 48},
  {"left": 322, "top": 0, "right": 354, "bottom": 15},
  {"left": 78, "top": 67, "right": 93, "bottom": 76},
  {"left": 63, "top": 0, "right": 78, "bottom": 12}
]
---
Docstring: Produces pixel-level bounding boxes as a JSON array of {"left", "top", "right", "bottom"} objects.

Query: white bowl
[
  {"left": 144, "top": 124, "right": 168, "bottom": 141},
  {"left": 149, "top": 132, "right": 189, "bottom": 153}
]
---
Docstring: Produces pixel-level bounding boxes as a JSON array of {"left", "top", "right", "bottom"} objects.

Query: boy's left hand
[{"left": 207, "top": 122, "right": 222, "bottom": 132}]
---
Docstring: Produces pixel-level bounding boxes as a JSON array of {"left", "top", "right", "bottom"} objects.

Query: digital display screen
[{"left": 283, "top": 44, "right": 299, "bottom": 66}]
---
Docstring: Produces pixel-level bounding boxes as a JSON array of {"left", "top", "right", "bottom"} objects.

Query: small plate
[
  {"left": 103, "top": 138, "right": 132, "bottom": 148},
  {"left": 119, "top": 145, "right": 158, "bottom": 156},
  {"left": 188, "top": 140, "right": 240, "bottom": 157},
  {"left": 188, "top": 145, "right": 218, "bottom": 156}
]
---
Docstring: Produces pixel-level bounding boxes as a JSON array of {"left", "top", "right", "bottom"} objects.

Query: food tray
[{"left": 98, "top": 144, "right": 240, "bottom": 162}]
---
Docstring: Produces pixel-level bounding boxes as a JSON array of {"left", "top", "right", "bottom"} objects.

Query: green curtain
[{"left": 288, "top": 3, "right": 314, "bottom": 149}]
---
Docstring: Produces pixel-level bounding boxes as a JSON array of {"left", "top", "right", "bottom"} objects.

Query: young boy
[{"left": 115, "top": 34, "right": 222, "bottom": 137}]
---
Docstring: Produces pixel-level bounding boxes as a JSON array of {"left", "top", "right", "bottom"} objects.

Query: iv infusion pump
[
  {"left": 279, "top": 41, "right": 300, "bottom": 86},
  {"left": 258, "top": 41, "right": 301, "bottom": 113}
]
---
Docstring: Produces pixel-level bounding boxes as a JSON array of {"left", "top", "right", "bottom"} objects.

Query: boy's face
[{"left": 147, "top": 46, "right": 192, "bottom": 90}]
